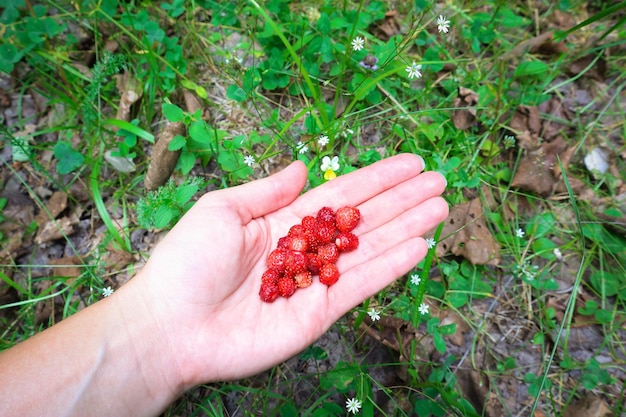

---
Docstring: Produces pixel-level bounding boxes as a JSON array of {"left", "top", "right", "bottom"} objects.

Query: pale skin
[{"left": 0, "top": 153, "right": 448, "bottom": 417}]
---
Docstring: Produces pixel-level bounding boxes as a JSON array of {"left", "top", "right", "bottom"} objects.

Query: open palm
[{"left": 134, "top": 154, "right": 448, "bottom": 387}]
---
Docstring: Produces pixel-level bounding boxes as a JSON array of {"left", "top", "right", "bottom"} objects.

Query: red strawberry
[
  {"left": 277, "top": 277, "right": 296, "bottom": 297},
  {"left": 316, "top": 207, "right": 336, "bottom": 225},
  {"left": 319, "top": 263, "right": 339, "bottom": 286},
  {"left": 277, "top": 236, "right": 291, "bottom": 249},
  {"left": 261, "top": 269, "right": 282, "bottom": 284},
  {"left": 336, "top": 206, "right": 361, "bottom": 232},
  {"left": 259, "top": 282, "right": 279, "bottom": 302},
  {"left": 288, "top": 224, "right": 306, "bottom": 237},
  {"left": 315, "top": 223, "right": 336, "bottom": 243},
  {"left": 306, "top": 253, "right": 323, "bottom": 274},
  {"left": 267, "top": 248, "right": 289, "bottom": 273},
  {"left": 293, "top": 271, "right": 312, "bottom": 288},
  {"left": 288, "top": 235, "right": 309, "bottom": 252},
  {"left": 318, "top": 243, "right": 339, "bottom": 264},
  {"left": 301, "top": 215, "right": 317, "bottom": 230},
  {"left": 335, "top": 232, "right": 359, "bottom": 252},
  {"left": 285, "top": 250, "right": 307, "bottom": 276}
]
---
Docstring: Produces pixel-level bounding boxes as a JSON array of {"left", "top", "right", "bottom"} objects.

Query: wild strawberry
[
  {"left": 301, "top": 215, "right": 317, "bottom": 230},
  {"left": 319, "top": 263, "right": 340, "bottom": 286},
  {"left": 316, "top": 207, "right": 336, "bottom": 226},
  {"left": 293, "top": 271, "right": 312, "bottom": 288},
  {"left": 259, "top": 282, "right": 279, "bottom": 302},
  {"left": 288, "top": 235, "right": 308, "bottom": 252},
  {"left": 318, "top": 243, "right": 339, "bottom": 264},
  {"left": 285, "top": 250, "right": 307, "bottom": 276},
  {"left": 261, "top": 269, "right": 282, "bottom": 284},
  {"left": 335, "top": 232, "right": 359, "bottom": 252},
  {"left": 277, "top": 277, "right": 296, "bottom": 297},
  {"left": 267, "top": 248, "right": 289, "bottom": 273},
  {"left": 336, "top": 206, "right": 361, "bottom": 232},
  {"left": 303, "top": 228, "right": 320, "bottom": 252},
  {"left": 315, "top": 223, "right": 336, "bottom": 243},
  {"left": 306, "top": 253, "right": 323, "bottom": 274},
  {"left": 288, "top": 224, "right": 306, "bottom": 237},
  {"left": 277, "top": 236, "right": 290, "bottom": 249}
]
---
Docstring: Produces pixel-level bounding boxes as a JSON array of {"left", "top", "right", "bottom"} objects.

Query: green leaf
[
  {"left": 162, "top": 103, "right": 185, "bottom": 122},
  {"left": 514, "top": 61, "right": 550, "bottom": 78},
  {"left": 188, "top": 121, "right": 212, "bottom": 144},
  {"left": 154, "top": 205, "right": 175, "bottom": 229},
  {"left": 174, "top": 183, "right": 199, "bottom": 206},
  {"left": 168, "top": 135, "right": 186, "bottom": 151},
  {"left": 105, "top": 119, "right": 155, "bottom": 143},
  {"left": 53, "top": 141, "right": 85, "bottom": 174},
  {"left": 226, "top": 84, "right": 247, "bottom": 102}
]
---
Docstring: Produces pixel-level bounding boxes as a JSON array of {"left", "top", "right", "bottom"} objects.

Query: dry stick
[
  {"left": 143, "top": 121, "right": 185, "bottom": 191},
  {"left": 143, "top": 92, "right": 203, "bottom": 191}
]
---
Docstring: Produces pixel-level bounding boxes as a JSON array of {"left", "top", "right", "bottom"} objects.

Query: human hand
[{"left": 123, "top": 153, "right": 448, "bottom": 390}]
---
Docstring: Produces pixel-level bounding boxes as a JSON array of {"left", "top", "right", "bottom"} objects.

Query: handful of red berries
[{"left": 259, "top": 206, "right": 361, "bottom": 302}]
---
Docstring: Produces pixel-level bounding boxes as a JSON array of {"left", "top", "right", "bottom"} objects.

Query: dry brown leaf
[
  {"left": 539, "top": 98, "right": 573, "bottom": 142},
  {"left": 35, "top": 191, "right": 67, "bottom": 225},
  {"left": 563, "top": 395, "right": 611, "bottom": 417},
  {"left": 440, "top": 309, "right": 469, "bottom": 346},
  {"left": 114, "top": 72, "right": 142, "bottom": 124},
  {"left": 509, "top": 105, "right": 541, "bottom": 150},
  {"left": 49, "top": 256, "right": 82, "bottom": 279},
  {"left": 437, "top": 198, "right": 501, "bottom": 265},
  {"left": 569, "top": 54, "right": 607, "bottom": 81},
  {"left": 34, "top": 213, "right": 80, "bottom": 245},
  {"left": 452, "top": 87, "right": 479, "bottom": 130},
  {"left": 501, "top": 32, "right": 566, "bottom": 61},
  {"left": 511, "top": 137, "right": 573, "bottom": 197},
  {"left": 370, "top": 11, "right": 400, "bottom": 41},
  {"left": 144, "top": 121, "right": 185, "bottom": 190}
]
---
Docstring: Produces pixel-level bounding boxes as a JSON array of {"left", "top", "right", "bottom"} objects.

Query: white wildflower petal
[
  {"left": 102, "top": 286, "right": 114, "bottom": 297},
  {"left": 418, "top": 302, "right": 429, "bottom": 315},
  {"left": 426, "top": 238, "right": 436, "bottom": 249},
  {"left": 346, "top": 398, "right": 362, "bottom": 414},
  {"left": 243, "top": 154, "right": 255, "bottom": 167},
  {"left": 368, "top": 308, "right": 381, "bottom": 322},
  {"left": 437, "top": 15, "right": 450, "bottom": 33},
  {"left": 516, "top": 228, "right": 525, "bottom": 238},
  {"left": 553, "top": 248, "right": 563, "bottom": 261},
  {"left": 405, "top": 62, "right": 422, "bottom": 79},
  {"left": 318, "top": 135, "right": 329, "bottom": 147},
  {"left": 411, "top": 274, "right": 421, "bottom": 286},
  {"left": 351, "top": 36, "right": 365, "bottom": 51}
]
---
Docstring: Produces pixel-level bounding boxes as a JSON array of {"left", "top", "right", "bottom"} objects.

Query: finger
[
  {"left": 294, "top": 153, "right": 425, "bottom": 213},
  {"left": 200, "top": 161, "right": 308, "bottom": 221},
  {"left": 355, "top": 171, "right": 447, "bottom": 235},
  {"left": 329, "top": 196, "right": 449, "bottom": 312}
]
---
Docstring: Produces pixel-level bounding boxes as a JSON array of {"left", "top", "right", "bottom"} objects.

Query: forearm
[{"left": 0, "top": 277, "right": 184, "bottom": 417}]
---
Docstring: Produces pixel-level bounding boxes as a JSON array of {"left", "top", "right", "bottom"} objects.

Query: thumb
[{"left": 216, "top": 161, "right": 308, "bottom": 221}]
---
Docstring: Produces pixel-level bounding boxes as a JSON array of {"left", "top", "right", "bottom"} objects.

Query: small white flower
[
  {"left": 346, "top": 397, "right": 362, "bottom": 414},
  {"left": 102, "top": 286, "right": 114, "bottom": 297},
  {"left": 516, "top": 228, "right": 525, "bottom": 238},
  {"left": 425, "top": 237, "right": 436, "bottom": 249},
  {"left": 410, "top": 274, "right": 421, "bottom": 286},
  {"left": 437, "top": 15, "right": 450, "bottom": 33},
  {"left": 243, "top": 154, "right": 255, "bottom": 167},
  {"left": 368, "top": 308, "right": 381, "bottom": 322},
  {"left": 297, "top": 141, "right": 308, "bottom": 154},
  {"left": 418, "top": 302, "right": 429, "bottom": 315},
  {"left": 554, "top": 248, "right": 563, "bottom": 261},
  {"left": 405, "top": 62, "right": 422, "bottom": 79},
  {"left": 318, "top": 135, "right": 329, "bottom": 147},
  {"left": 351, "top": 36, "right": 365, "bottom": 51}
]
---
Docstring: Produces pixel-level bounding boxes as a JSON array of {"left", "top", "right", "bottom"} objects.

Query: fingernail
[
  {"left": 416, "top": 154, "right": 425, "bottom": 170},
  {"left": 437, "top": 171, "right": 448, "bottom": 188}
]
